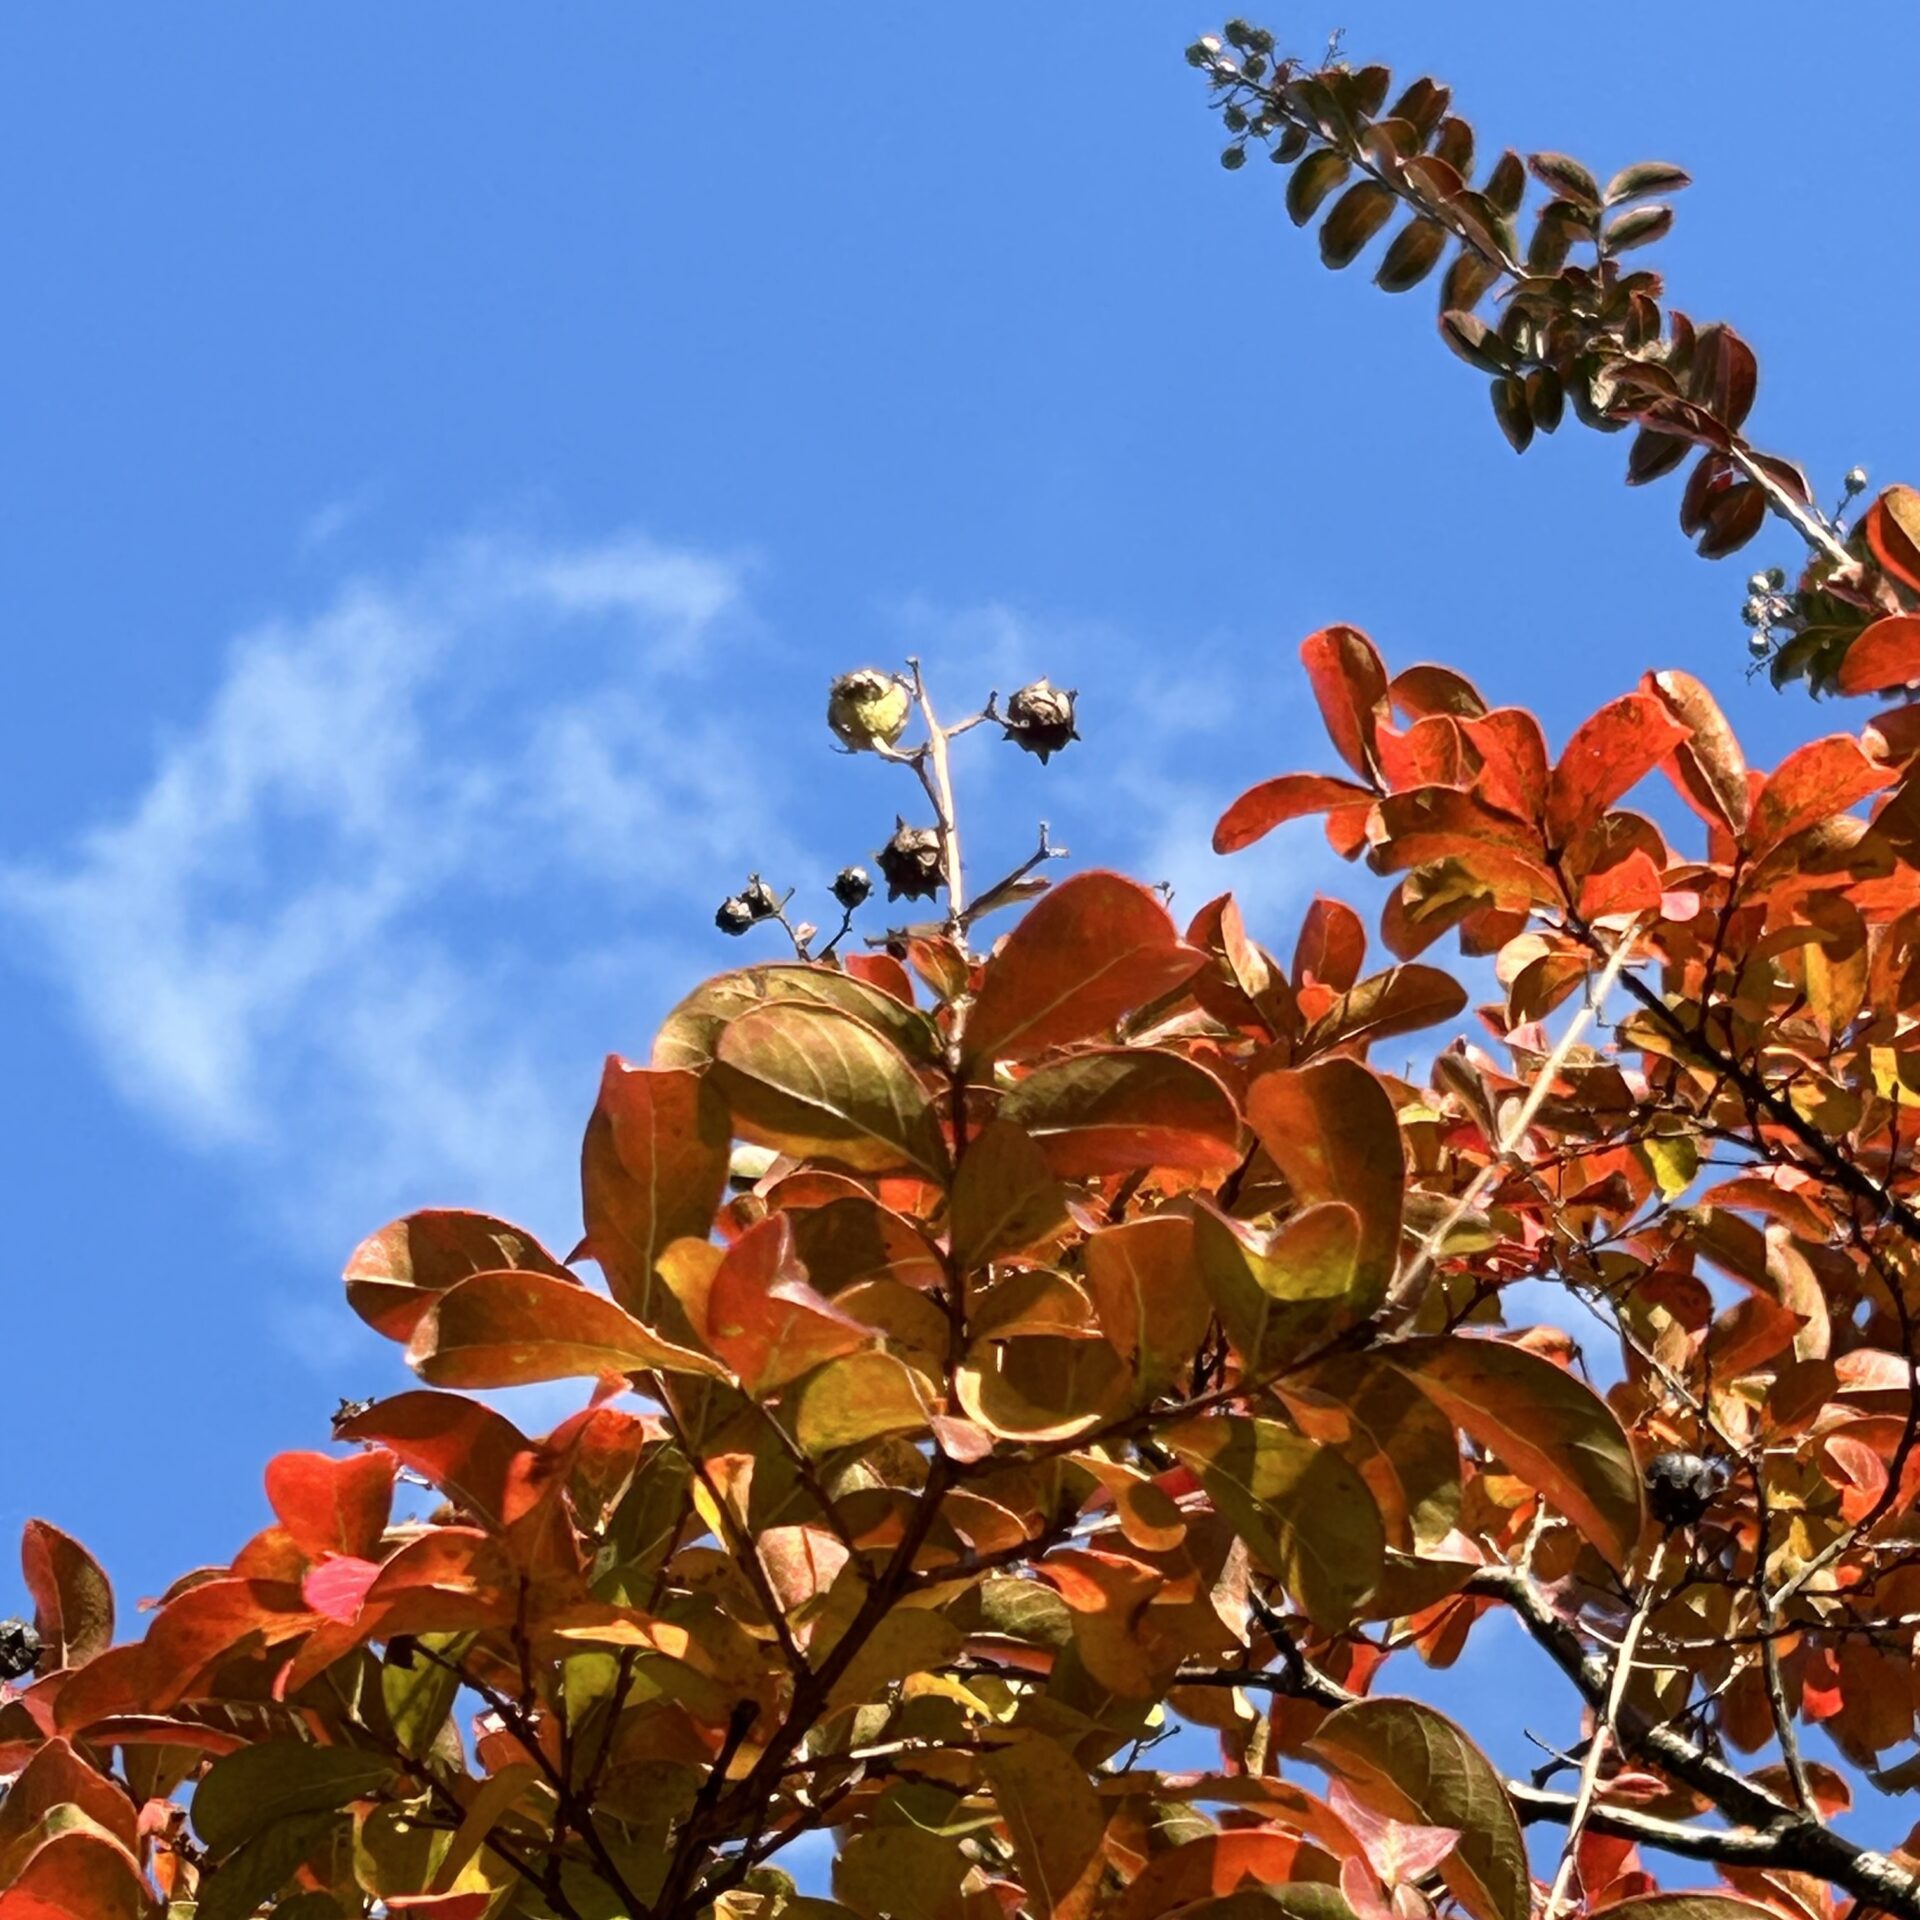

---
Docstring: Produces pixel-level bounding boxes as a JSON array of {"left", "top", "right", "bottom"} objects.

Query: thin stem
[{"left": 906, "top": 657, "right": 966, "bottom": 932}]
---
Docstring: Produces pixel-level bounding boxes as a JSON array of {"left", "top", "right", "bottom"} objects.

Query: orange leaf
[
  {"left": 335, "top": 1391, "right": 536, "bottom": 1527},
  {"left": 964, "top": 871, "right": 1207, "bottom": 1067},
  {"left": 1246, "top": 1060, "right": 1404, "bottom": 1305},
  {"left": 1213, "top": 772, "right": 1375, "bottom": 855},
  {"left": 345, "top": 1209, "right": 572, "bottom": 1345},
  {"left": 0, "top": 1737, "right": 138, "bottom": 1857},
  {"left": 1750, "top": 736, "right": 1892, "bottom": 853},
  {"left": 1544, "top": 693, "right": 1691, "bottom": 847},
  {"left": 264, "top": 1449, "right": 396, "bottom": 1563},
  {"left": 704, "top": 1213, "right": 869, "bottom": 1394},
  {"left": 579, "top": 1058, "right": 731, "bottom": 1316},
  {"left": 1303, "top": 624, "right": 1391, "bottom": 779},
  {"left": 1294, "top": 895, "right": 1367, "bottom": 992},
  {"left": 1837, "top": 614, "right": 1920, "bottom": 697},
  {"left": 0, "top": 1827, "right": 149, "bottom": 1920},
  {"left": 407, "top": 1270, "right": 723, "bottom": 1388},
  {"left": 1389, "top": 1335, "right": 1645, "bottom": 1567},
  {"left": 1864, "top": 484, "right": 1920, "bottom": 594},
  {"left": 1001, "top": 1048, "right": 1242, "bottom": 1179}
]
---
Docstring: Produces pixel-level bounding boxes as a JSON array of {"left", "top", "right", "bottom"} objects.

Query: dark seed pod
[
  {"left": 877, "top": 822, "right": 946, "bottom": 902},
  {"left": 1645, "top": 1449, "right": 1723, "bottom": 1528},
  {"left": 0, "top": 1617, "right": 42, "bottom": 1682},
  {"left": 831, "top": 865, "right": 873, "bottom": 910},
  {"left": 740, "top": 876, "right": 782, "bottom": 920},
  {"left": 1002, "top": 679, "right": 1079, "bottom": 763},
  {"left": 715, "top": 896, "right": 757, "bottom": 936}
]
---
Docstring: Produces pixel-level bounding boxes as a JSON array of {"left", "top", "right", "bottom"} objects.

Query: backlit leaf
[
  {"left": 1320, "top": 182, "right": 1396, "bottom": 269},
  {"left": 1750, "top": 736, "right": 1892, "bottom": 854},
  {"left": 1001, "top": 1048, "right": 1242, "bottom": 1179},
  {"left": 1311, "top": 1698, "right": 1527, "bottom": 1920},
  {"left": 20, "top": 1520, "right": 113, "bottom": 1672},
  {"left": 1544, "top": 693, "right": 1691, "bottom": 848},
  {"left": 1084, "top": 1213, "right": 1210, "bottom": 1401},
  {"left": 792, "top": 1352, "right": 933, "bottom": 1454},
  {"left": 1166, "top": 1415, "right": 1384, "bottom": 1628},
  {"left": 982, "top": 1734, "right": 1108, "bottom": 1920},
  {"left": 704, "top": 1212, "right": 869, "bottom": 1394},
  {"left": 949, "top": 1117, "right": 1070, "bottom": 1270},
  {"left": 579, "top": 1058, "right": 731, "bottom": 1316},
  {"left": 1246, "top": 1059, "right": 1405, "bottom": 1305},
  {"left": 714, "top": 1002, "right": 948, "bottom": 1178},
  {"left": 964, "top": 871, "right": 1207, "bottom": 1069},
  {"left": 1389, "top": 1334, "right": 1644, "bottom": 1566},
  {"left": 1213, "top": 773, "right": 1376, "bottom": 855},
  {"left": 407, "top": 1270, "right": 723, "bottom": 1388},
  {"left": 1303, "top": 625, "right": 1390, "bottom": 781},
  {"left": 264, "top": 1449, "right": 395, "bottom": 1563},
  {"left": 1836, "top": 615, "right": 1920, "bottom": 697},
  {"left": 345, "top": 1209, "right": 571, "bottom": 1346},
  {"left": 653, "top": 963, "right": 941, "bottom": 1073}
]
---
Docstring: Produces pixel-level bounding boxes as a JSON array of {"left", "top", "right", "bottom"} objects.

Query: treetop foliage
[{"left": 5, "top": 20, "right": 1920, "bottom": 1920}]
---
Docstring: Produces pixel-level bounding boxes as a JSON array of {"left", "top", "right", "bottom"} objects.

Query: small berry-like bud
[
  {"left": 1765, "top": 566, "right": 1786, "bottom": 590},
  {"left": 1845, "top": 466, "right": 1869, "bottom": 495},
  {"left": 827, "top": 669, "right": 912, "bottom": 753},
  {"left": 1741, "top": 597, "right": 1766, "bottom": 628},
  {"left": 715, "top": 896, "right": 756, "bottom": 936},
  {"left": 1748, "top": 632, "right": 1771, "bottom": 658},
  {"left": 1747, "top": 571, "right": 1771, "bottom": 595},
  {"left": 1184, "top": 35, "right": 1223, "bottom": 66},
  {"left": 876, "top": 821, "right": 946, "bottom": 902},
  {"left": 831, "top": 864, "right": 872, "bottom": 910},
  {"left": 1220, "top": 145, "right": 1248, "bottom": 170},
  {"left": 741, "top": 876, "right": 781, "bottom": 920},
  {"left": 0, "top": 1617, "right": 42, "bottom": 1682},
  {"left": 1002, "top": 680, "right": 1079, "bottom": 763},
  {"left": 1645, "top": 1450, "right": 1724, "bottom": 1528}
]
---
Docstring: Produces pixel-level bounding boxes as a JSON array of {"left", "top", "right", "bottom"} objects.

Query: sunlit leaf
[
  {"left": 1001, "top": 1048, "right": 1242, "bottom": 1179},
  {"left": 1389, "top": 1334, "right": 1644, "bottom": 1566}
]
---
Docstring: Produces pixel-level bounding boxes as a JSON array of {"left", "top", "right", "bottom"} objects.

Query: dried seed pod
[
  {"left": 0, "top": 1617, "right": 42, "bottom": 1682},
  {"left": 1002, "top": 679, "right": 1079, "bottom": 763},
  {"left": 715, "top": 896, "right": 757, "bottom": 936},
  {"left": 877, "top": 821, "right": 946, "bottom": 902},
  {"left": 827, "top": 669, "right": 912, "bottom": 753},
  {"left": 740, "top": 876, "right": 782, "bottom": 920},
  {"left": 831, "top": 865, "right": 873, "bottom": 910},
  {"left": 1645, "top": 1449, "right": 1724, "bottom": 1528}
]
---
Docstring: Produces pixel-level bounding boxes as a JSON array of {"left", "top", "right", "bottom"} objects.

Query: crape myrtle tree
[{"left": 6, "top": 24, "right": 1920, "bottom": 1920}]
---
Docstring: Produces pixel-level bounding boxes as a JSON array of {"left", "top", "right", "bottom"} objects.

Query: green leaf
[
  {"left": 1605, "top": 203, "right": 1674, "bottom": 253},
  {"left": 1194, "top": 1199, "right": 1365, "bottom": 1376},
  {"left": 1604, "top": 160, "right": 1692, "bottom": 205},
  {"left": 950, "top": 1116, "right": 1070, "bottom": 1270},
  {"left": 834, "top": 1826, "right": 968, "bottom": 1920},
  {"left": 713, "top": 1001, "right": 949, "bottom": 1178},
  {"left": 382, "top": 1630, "right": 471, "bottom": 1760},
  {"left": 791, "top": 1351, "right": 933, "bottom": 1454},
  {"left": 1311, "top": 1697, "right": 1528, "bottom": 1920},
  {"left": 652, "top": 962, "right": 941, "bottom": 1072},
  {"left": 1389, "top": 1334, "right": 1645, "bottom": 1567},
  {"left": 193, "top": 1742, "right": 395, "bottom": 1859},
  {"left": 1286, "top": 149, "right": 1351, "bottom": 225},
  {"left": 1165, "top": 1415, "right": 1384, "bottom": 1629},
  {"left": 197, "top": 1812, "right": 350, "bottom": 1920},
  {"left": 981, "top": 1734, "right": 1107, "bottom": 1920}
]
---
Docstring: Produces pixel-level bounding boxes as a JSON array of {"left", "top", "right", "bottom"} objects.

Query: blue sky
[{"left": 3, "top": 1, "right": 1917, "bottom": 1850}]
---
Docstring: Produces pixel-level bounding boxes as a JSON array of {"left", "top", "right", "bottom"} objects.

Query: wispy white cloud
[{"left": 2, "top": 530, "right": 774, "bottom": 1257}]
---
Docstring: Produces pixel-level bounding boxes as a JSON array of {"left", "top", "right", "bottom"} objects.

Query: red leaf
[
  {"left": 1460, "top": 709, "right": 1548, "bottom": 824},
  {"left": 1213, "top": 773, "right": 1376, "bottom": 855},
  {"left": 1294, "top": 896, "right": 1368, "bottom": 992},
  {"left": 335, "top": 1391, "right": 537, "bottom": 1528},
  {"left": 19, "top": 1521, "right": 113, "bottom": 1672},
  {"left": 1544, "top": 694, "right": 1691, "bottom": 847},
  {"left": 1864, "top": 485, "right": 1920, "bottom": 594},
  {"left": 963, "top": 872, "right": 1207, "bottom": 1067},
  {"left": 579, "top": 1058, "right": 732, "bottom": 1316},
  {"left": 843, "top": 952, "right": 917, "bottom": 1004},
  {"left": 138, "top": 1578, "right": 324, "bottom": 1712},
  {"left": 265, "top": 1449, "right": 396, "bottom": 1563},
  {"left": 1751, "top": 736, "right": 1893, "bottom": 854},
  {"left": 1002, "top": 1049, "right": 1243, "bottom": 1179},
  {"left": 1303, "top": 625, "right": 1391, "bottom": 779},
  {"left": 1837, "top": 615, "right": 1920, "bottom": 697},
  {"left": 1374, "top": 714, "right": 1466, "bottom": 791}
]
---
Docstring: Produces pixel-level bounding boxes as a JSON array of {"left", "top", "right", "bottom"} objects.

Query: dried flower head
[
  {"left": 827, "top": 669, "right": 912, "bottom": 753},
  {"left": 1002, "top": 679, "right": 1079, "bottom": 763},
  {"left": 876, "top": 821, "right": 946, "bottom": 902}
]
